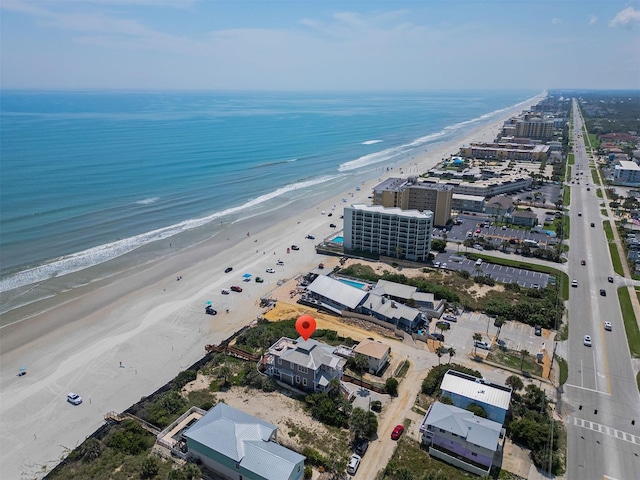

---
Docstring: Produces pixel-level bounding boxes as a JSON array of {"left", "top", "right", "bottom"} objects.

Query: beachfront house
[
  {"left": 183, "top": 403, "right": 305, "bottom": 480},
  {"left": 440, "top": 370, "right": 512, "bottom": 424},
  {"left": 419, "top": 401, "right": 505, "bottom": 476},
  {"left": 264, "top": 336, "right": 346, "bottom": 393},
  {"left": 369, "top": 279, "right": 445, "bottom": 319},
  {"left": 352, "top": 339, "right": 391, "bottom": 375}
]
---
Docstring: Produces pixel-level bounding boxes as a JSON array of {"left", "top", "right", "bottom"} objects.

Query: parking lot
[{"left": 427, "top": 309, "right": 551, "bottom": 359}]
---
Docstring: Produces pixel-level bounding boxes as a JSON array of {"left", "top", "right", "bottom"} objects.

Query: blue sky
[{"left": 1, "top": 0, "right": 639, "bottom": 90}]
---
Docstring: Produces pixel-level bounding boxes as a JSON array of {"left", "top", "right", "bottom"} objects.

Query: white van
[{"left": 475, "top": 259, "right": 483, "bottom": 266}]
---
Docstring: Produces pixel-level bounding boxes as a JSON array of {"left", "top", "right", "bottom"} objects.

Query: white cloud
[
  {"left": 610, "top": 6, "right": 640, "bottom": 27},
  {"left": 551, "top": 17, "right": 561, "bottom": 25},
  {"left": 589, "top": 15, "right": 598, "bottom": 25}
]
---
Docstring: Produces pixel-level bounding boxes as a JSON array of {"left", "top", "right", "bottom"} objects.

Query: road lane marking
[
  {"left": 564, "top": 383, "right": 611, "bottom": 395},
  {"left": 572, "top": 417, "right": 640, "bottom": 445}
]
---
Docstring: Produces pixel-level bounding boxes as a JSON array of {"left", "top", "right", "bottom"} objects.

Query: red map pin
[{"left": 296, "top": 314, "right": 317, "bottom": 341}]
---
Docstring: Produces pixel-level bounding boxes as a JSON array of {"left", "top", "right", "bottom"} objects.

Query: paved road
[{"left": 562, "top": 100, "right": 640, "bottom": 479}]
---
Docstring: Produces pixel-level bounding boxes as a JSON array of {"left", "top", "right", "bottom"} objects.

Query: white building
[
  {"left": 613, "top": 160, "right": 640, "bottom": 186},
  {"left": 343, "top": 204, "right": 433, "bottom": 261}
]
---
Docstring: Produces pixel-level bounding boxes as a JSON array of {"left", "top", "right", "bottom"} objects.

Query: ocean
[{"left": 0, "top": 89, "right": 540, "bottom": 311}]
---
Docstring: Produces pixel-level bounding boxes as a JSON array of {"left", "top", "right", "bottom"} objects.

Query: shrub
[
  {"left": 304, "top": 465, "right": 313, "bottom": 479},
  {"left": 385, "top": 377, "right": 399, "bottom": 396},
  {"left": 107, "top": 420, "right": 153, "bottom": 455},
  {"left": 421, "top": 364, "right": 481, "bottom": 396},
  {"left": 173, "top": 370, "right": 197, "bottom": 390},
  {"left": 140, "top": 455, "right": 159, "bottom": 478},
  {"left": 144, "top": 390, "right": 188, "bottom": 428}
]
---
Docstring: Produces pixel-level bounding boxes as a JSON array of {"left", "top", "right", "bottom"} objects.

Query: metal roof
[
  {"left": 306, "top": 275, "right": 368, "bottom": 309},
  {"left": 425, "top": 402, "right": 502, "bottom": 451},
  {"left": 372, "top": 279, "right": 417, "bottom": 299},
  {"left": 184, "top": 403, "right": 304, "bottom": 479},
  {"left": 441, "top": 370, "right": 512, "bottom": 411}
]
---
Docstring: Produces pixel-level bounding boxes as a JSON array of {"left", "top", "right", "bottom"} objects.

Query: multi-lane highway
[{"left": 562, "top": 100, "right": 640, "bottom": 479}]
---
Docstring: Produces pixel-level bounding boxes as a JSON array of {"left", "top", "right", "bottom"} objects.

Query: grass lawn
[
  {"left": 568, "top": 153, "right": 574, "bottom": 165},
  {"left": 488, "top": 350, "right": 543, "bottom": 377},
  {"left": 618, "top": 287, "right": 640, "bottom": 358},
  {"left": 603, "top": 221, "right": 625, "bottom": 276},
  {"left": 563, "top": 186, "right": 571, "bottom": 208},
  {"left": 555, "top": 355, "right": 568, "bottom": 385}
]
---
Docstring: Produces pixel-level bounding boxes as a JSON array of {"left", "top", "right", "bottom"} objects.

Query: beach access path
[{"left": 0, "top": 95, "right": 545, "bottom": 480}]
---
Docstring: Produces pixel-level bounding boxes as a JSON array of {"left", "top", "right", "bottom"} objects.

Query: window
[
  {"left": 290, "top": 362, "right": 294, "bottom": 369},
  {"left": 295, "top": 375, "right": 300, "bottom": 384},
  {"left": 439, "top": 428, "right": 445, "bottom": 433},
  {"left": 471, "top": 452, "right": 478, "bottom": 457},
  {"left": 303, "top": 378, "right": 307, "bottom": 386},
  {"left": 297, "top": 365, "right": 308, "bottom": 373}
]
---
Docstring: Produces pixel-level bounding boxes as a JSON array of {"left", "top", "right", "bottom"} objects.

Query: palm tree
[
  {"left": 435, "top": 346, "right": 445, "bottom": 365},
  {"left": 519, "top": 349, "right": 529, "bottom": 371},
  {"left": 448, "top": 347, "right": 456, "bottom": 364},
  {"left": 472, "top": 333, "right": 483, "bottom": 356},
  {"left": 494, "top": 317, "right": 506, "bottom": 341}
]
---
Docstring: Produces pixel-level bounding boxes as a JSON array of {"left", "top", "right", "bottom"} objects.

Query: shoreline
[{"left": 0, "top": 93, "right": 545, "bottom": 479}]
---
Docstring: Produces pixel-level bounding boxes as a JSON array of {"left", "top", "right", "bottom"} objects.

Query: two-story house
[
  {"left": 184, "top": 403, "right": 305, "bottom": 480},
  {"left": 264, "top": 337, "right": 346, "bottom": 393},
  {"left": 352, "top": 339, "right": 391, "bottom": 375},
  {"left": 419, "top": 401, "right": 505, "bottom": 476}
]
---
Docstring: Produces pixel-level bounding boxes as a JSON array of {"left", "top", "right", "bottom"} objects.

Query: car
[
  {"left": 600, "top": 289, "right": 606, "bottom": 296},
  {"left": 255, "top": 277, "right": 264, "bottom": 283},
  {"left": 532, "top": 283, "right": 540, "bottom": 289},
  {"left": 607, "top": 276, "right": 614, "bottom": 283},
  {"left": 590, "top": 222, "right": 595, "bottom": 227},
  {"left": 433, "top": 261, "right": 441, "bottom": 268},
  {"left": 266, "top": 268, "right": 275, "bottom": 273},
  {"left": 501, "top": 225, "right": 508, "bottom": 230},
  {"left": 347, "top": 454, "right": 361, "bottom": 475},
  {"left": 443, "top": 314, "right": 457, "bottom": 322},
  {"left": 291, "top": 245, "right": 299, "bottom": 250},
  {"left": 230, "top": 285, "right": 243, "bottom": 292},
  {"left": 205, "top": 306, "right": 217, "bottom": 315},
  {"left": 604, "top": 321, "right": 612, "bottom": 331},
  {"left": 305, "top": 235, "right": 315, "bottom": 240},
  {"left": 329, "top": 223, "right": 336, "bottom": 228},
  {"left": 429, "top": 333, "right": 445, "bottom": 342},
  {"left": 583, "top": 335, "right": 592, "bottom": 347},
  {"left": 221, "top": 289, "right": 230, "bottom": 295},
  {"left": 224, "top": 267, "right": 233, "bottom": 273},
  {"left": 441, "top": 262, "right": 447, "bottom": 269},
  {"left": 580, "top": 260, "right": 585, "bottom": 266},
  {"left": 391, "top": 425, "right": 405, "bottom": 440},
  {"left": 534, "top": 325, "right": 542, "bottom": 336},
  {"left": 571, "top": 279, "right": 578, "bottom": 287},
  {"left": 474, "top": 340, "right": 491, "bottom": 350},
  {"left": 353, "top": 438, "right": 369, "bottom": 456},
  {"left": 67, "top": 393, "right": 83, "bottom": 405},
  {"left": 587, "top": 187, "right": 591, "bottom": 191},
  {"left": 276, "top": 260, "right": 285, "bottom": 266},
  {"left": 578, "top": 212, "right": 582, "bottom": 217},
  {"left": 327, "top": 212, "right": 333, "bottom": 217},
  {"left": 435, "top": 321, "right": 451, "bottom": 330}
]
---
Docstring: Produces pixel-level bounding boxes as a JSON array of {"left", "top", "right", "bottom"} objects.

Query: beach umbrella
[
  {"left": 19, "top": 366, "right": 26, "bottom": 372},
  {"left": 242, "top": 273, "right": 251, "bottom": 279},
  {"left": 206, "top": 301, "right": 212, "bottom": 305}
]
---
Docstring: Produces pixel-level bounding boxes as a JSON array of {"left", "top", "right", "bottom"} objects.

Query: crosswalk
[{"left": 572, "top": 417, "right": 640, "bottom": 445}]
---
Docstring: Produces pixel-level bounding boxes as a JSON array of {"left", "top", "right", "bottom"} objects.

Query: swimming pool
[
  {"left": 339, "top": 279, "right": 366, "bottom": 289},
  {"left": 332, "top": 236, "right": 344, "bottom": 244}
]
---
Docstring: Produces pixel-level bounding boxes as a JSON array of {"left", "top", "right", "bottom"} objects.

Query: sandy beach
[{"left": 0, "top": 94, "right": 544, "bottom": 479}]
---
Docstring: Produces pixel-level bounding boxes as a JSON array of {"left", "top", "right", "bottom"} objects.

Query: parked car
[
  {"left": 429, "top": 333, "right": 445, "bottom": 342},
  {"left": 604, "top": 321, "right": 612, "bottom": 331},
  {"left": 67, "top": 393, "right": 83, "bottom": 405},
  {"left": 607, "top": 276, "right": 614, "bottom": 283},
  {"left": 353, "top": 438, "right": 369, "bottom": 456},
  {"left": 583, "top": 335, "right": 592, "bottom": 347},
  {"left": 347, "top": 454, "right": 361, "bottom": 475},
  {"left": 391, "top": 425, "right": 405, "bottom": 440},
  {"left": 266, "top": 268, "right": 276, "bottom": 273},
  {"left": 327, "top": 212, "right": 333, "bottom": 217},
  {"left": 443, "top": 314, "right": 457, "bottom": 322},
  {"left": 534, "top": 325, "right": 542, "bottom": 336},
  {"left": 474, "top": 340, "right": 491, "bottom": 350},
  {"left": 230, "top": 285, "right": 243, "bottom": 293},
  {"left": 435, "top": 321, "right": 451, "bottom": 330},
  {"left": 224, "top": 267, "right": 233, "bottom": 273},
  {"left": 205, "top": 306, "right": 217, "bottom": 315},
  {"left": 305, "top": 235, "right": 315, "bottom": 240},
  {"left": 329, "top": 223, "right": 336, "bottom": 228},
  {"left": 255, "top": 277, "right": 264, "bottom": 283},
  {"left": 276, "top": 260, "right": 285, "bottom": 266},
  {"left": 600, "top": 289, "right": 606, "bottom": 296},
  {"left": 221, "top": 289, "right": 230, "bottom": 295},
  {"left": 291, "top": 245, "right": 299, "bottom": 251}
]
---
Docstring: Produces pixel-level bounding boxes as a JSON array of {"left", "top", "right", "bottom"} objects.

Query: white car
[
  {"left": 67, "top": 392, "right": 83, "bottom": 405},
  {"left": 276, "top": 260, "right": 284, "bottom": 266},
  {"left": 604, "top": 321, "right": 612, "bottom": 331},
  {"left": 347, "top": 454, "right": 361, "bottom": 475},
  {"left": 474, "top": 340, "right": 491, "bottom": 350},
  {"left": 583, "top": 335, "right": 592, "bottom": 347},
  {"left": 266, "top": 268, "right": 275, "bottom": 273},
  {"left": 571, "top": 279, "right": 578, "bottom": 288}
]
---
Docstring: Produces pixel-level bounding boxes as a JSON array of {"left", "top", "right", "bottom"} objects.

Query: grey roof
[
  {"left": 280, "top": 337, "right": 345, "bottom": 371},
  {"left": 441, "top": 370, "right": 512, "bottom": 411},
  {"left": 184, "top": 403, "right": 304, "bottom": 480},
  {"left": 372, "top": 279, "right": 417, "bottom": 300},
  {"left": 306, "top": 275, "right": 368, "bottom": 309},
  {"left": 425, "top": 402, "right": 502, "bottom": 451},
  {"left": 364, "top": 293, "right": 421, "bottom": 323}
]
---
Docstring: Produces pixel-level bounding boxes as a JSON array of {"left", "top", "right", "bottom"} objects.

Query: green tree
[
  {"left": 435, "top": 346, "right": 445, "bottom": 365},
  {"left": 350, "top": 407, "right": 378, "bottom": 439},
  {"left": 141, "top": 456, "right": 159, "bottom": 478},
  {"left": 352, "top": 353, "right": 369, "bottom": 375},
  {"left": 465, "top": 403, "right": 488, "bottom": 418},
  {"left": 218, "top": 365, "right": 232, "bottom": 386},
  {"left": 385, "top": 377, "right": 399, "bottom": 396},
  {"left": 506, "top": 374, "right": 525, "bottom": 392}
]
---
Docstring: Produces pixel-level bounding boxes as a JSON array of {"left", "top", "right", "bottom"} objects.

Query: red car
[
  {"left": 230, "top": 285, "right": 243, "bottom": 293},
  {"left": 391, "top": 424, "right": 404, "bottom": 440}
]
